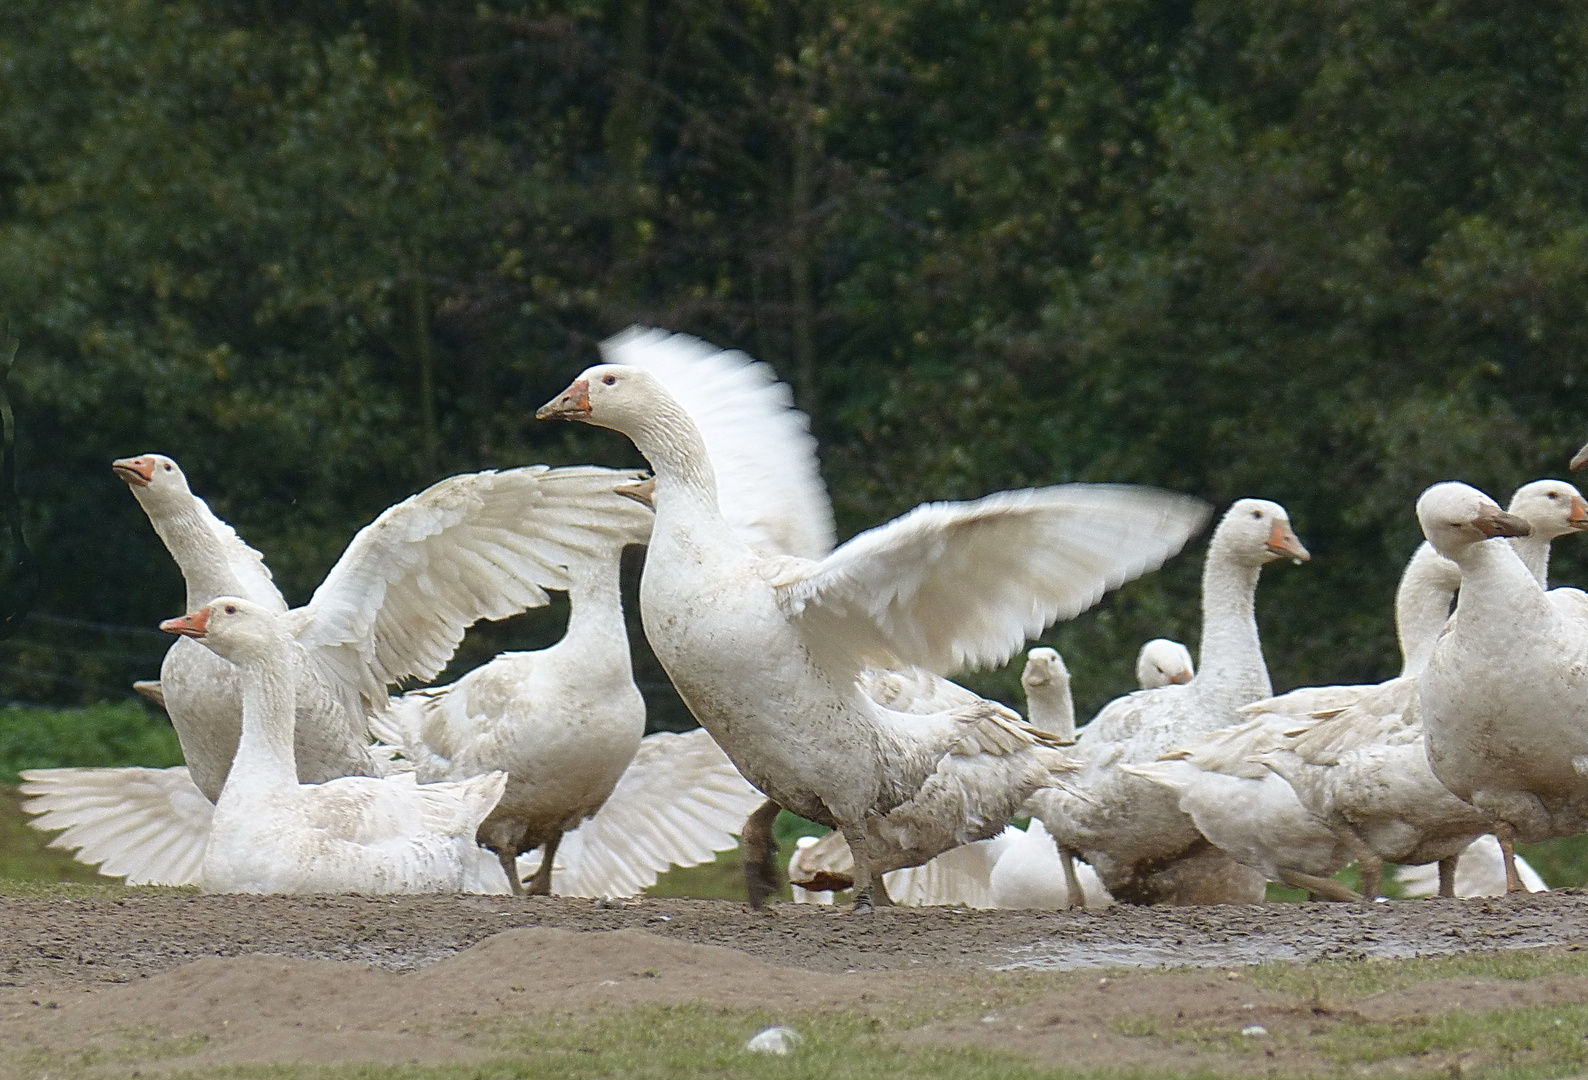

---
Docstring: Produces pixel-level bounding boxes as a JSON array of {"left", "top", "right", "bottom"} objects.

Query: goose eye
[
  {"left": 1250, "top": 510, "right": 1263, "bottom": 519},
  {"left": 602, "top": 374, "right": 617, "bottom": 386},
  {"left": 163, "top": 464, "right": 173, "bottom": 471},
  {"left": 1548, "top": 492, "right": 1559, "bottom": 499},
  {"left": 224, "top": 605, "right": 237, "bottom": 614}
]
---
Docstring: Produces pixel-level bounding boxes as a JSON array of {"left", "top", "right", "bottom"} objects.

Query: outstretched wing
[
  {"left": 601, "top": 327, "right": 836, "bottom": 559},
  {"left": 296, "top": 465, "right": 653, "bottom": 716},
  {"left": 771, "top": 485, "right": 1209, "bottom": 676},
  {"left": 18, "top": 766, "right": 213, "bottom": 886},
  {"left": 552, "top": 728, "right": 765, "bottom": 898}
]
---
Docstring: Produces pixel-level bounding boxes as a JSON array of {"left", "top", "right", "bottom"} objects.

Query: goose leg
[
  {"left": 1493, "top": 822, "right": 1526, "bottom": 894},
  {"left": 1437, "top": 855, "right": 1459, "bottom": 898},
  {"left": 1059, "top": 847, "right": 1087, "bottom": 909},
  {"left": 1358, "top": 855, "right": 1384, "bottom": 901},
  {"left": 1277, "top": 868, "right": 1362, "bottom": 903},
  {"left": 843, "top": 825, "right": 890, "bottom": 913},
  {"left": 498, "top": 847, "right": 525, "bottom": 897},
  {"left": 741, "top": 798, "right": 784, "bottom": 910},
  {"left": 525, "top": 831, "right": 562, "bottom": 897}
]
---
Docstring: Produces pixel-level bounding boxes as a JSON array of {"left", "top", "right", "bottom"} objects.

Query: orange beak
[
  {"left": 112, "top": 456, "right": 154, "bottom": 487},
  {"left": 1170, "top": 669, "right": 1194, "bottom": 685},
  {"left": 1569, "top": 494, "right": 1588, "bottom": 531},
  {"left": 1264, "top": 519, "right": 1311, "bottom": 563},
  {"left": 1472, "top": 505, "right": 1532, "bottom": 539},
  {"left": 535, "top": 379, "right": 592, "bottom": 422},
  {"left": 160, "top": 608, "right": 210, "bottom": 638}
]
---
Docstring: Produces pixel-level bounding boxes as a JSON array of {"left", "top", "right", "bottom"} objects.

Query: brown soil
[{"left": 3, "top": 890, "right": 1588, "bottom": 1076}]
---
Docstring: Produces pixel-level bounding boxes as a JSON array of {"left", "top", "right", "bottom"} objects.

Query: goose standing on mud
[
  {"left": 1035, "top": 499, "right": 1309, "bottom": 906},
  {"left": 536, "top": 346, "right": 1208, "bottom": 909},
  {"left": 1416, "top": 481, "right": 1588, "bottom": 892},
  {"left": 371, "top": 481, "right": 764, "bottom": 897}
]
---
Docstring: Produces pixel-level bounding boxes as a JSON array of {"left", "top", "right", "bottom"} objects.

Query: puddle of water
[{"left": 995, "top": 933, "right": 1562, "bottom": 971}]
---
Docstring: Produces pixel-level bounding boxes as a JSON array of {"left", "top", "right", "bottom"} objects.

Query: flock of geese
[{"left": 17, "top": 326, "right": 1587, "bottom": 911}]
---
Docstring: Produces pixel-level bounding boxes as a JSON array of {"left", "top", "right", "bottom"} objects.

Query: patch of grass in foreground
[
  {"left": 1244, "top": 946, "right": 1588, "bottom": 1001},
  {"left": 133, "top": 1006, "right": 1194, "bottom": 1080},
  {"left": 1115, "top": 1001, "right": 1588, "bottom": 1077}
]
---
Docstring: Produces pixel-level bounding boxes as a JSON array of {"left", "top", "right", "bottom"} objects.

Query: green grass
[{"left": 0, "top": 700, "right": 183, "bottom": 783}]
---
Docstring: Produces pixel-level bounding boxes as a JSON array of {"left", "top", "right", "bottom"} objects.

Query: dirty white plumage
[
  {"left": 537, "top": 335, "right": 1208, "bottom": 907},
  {"left": 163, "top": 597, "right": 505, "bottom": 894}
]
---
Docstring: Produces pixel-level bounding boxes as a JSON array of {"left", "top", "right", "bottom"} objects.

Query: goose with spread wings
[
  {"left": 23, "top": 459, "right": 646, "bottom": 885},
  {"left": 536, "top": 348, "right": 1208, "bottom": 909}
]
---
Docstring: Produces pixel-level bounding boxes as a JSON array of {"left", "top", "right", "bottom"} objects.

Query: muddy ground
[{"left": 4, "top": 890, "right": 1588, "bottom": 1076}]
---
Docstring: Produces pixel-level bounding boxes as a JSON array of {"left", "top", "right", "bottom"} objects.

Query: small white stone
[
  {"left": 745, "top": 1026, "right": 803, "bottom": 1055},
  {"left": 1240, "top": 1025, "right": 1269, "bottom": 1037}
]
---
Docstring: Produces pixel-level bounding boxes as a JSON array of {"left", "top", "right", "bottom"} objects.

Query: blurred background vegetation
[{"left": 3, "top": 1, "right": 1588, "bottom": 886}]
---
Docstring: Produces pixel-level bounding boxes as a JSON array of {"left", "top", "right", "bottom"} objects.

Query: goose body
[
  {"left": 1417, "top": 481, "right": 1588, "bottom": 888},
  {"left": 374, "top": 513, "right": 764, "bottom": 895},
  {"left": 1035, "top": 499, "right": 1308, "bottom": 906},
  {"left": 538, "top": 333, "right": 1208, "bottom": 906},
  {"left": 163, "top": 598, "right": 505, "bottom": 894}
]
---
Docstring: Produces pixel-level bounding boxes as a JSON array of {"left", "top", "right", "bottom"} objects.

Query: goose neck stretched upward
[
  {"left": 141, "top": 494, "right": 244, "bottom": 611},
  {"left": 1396, "top": 543, "right": 1460, "bottom": 678},
  {"left": 1193, "top": 544, "right": 1268, "bottom": 711}
]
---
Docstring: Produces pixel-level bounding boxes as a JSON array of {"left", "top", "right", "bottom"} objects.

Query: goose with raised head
[
  {"left": 1255, "top": 479, "right": 1588, "bottom": 898},
  {"left": 601, "top": 328, "right": 1139, "bottom": 908},
  {"left": 371, "top": 497, "right": 764, "bottom": 897},
  {"left": 1416, "top": 481, "right": 1588, "bottom": 892},
  {"left": 537, "top": 354, "right": 1208, "bottom": 909},
  {"left": 1021, "top": 648, "right": 1075, "bottom": 741},
  {"left": 1034, "top": 499, "right": 1309, "bottom": 907},
  {"left": 1136, "top": 639, "right": 1195, "bottom": 690},
  {"left": 162, "top": 598, "right": 506, "bottom": 894},
  {"left": 23, "top": 460, "right": 647, "bottom": 885}
]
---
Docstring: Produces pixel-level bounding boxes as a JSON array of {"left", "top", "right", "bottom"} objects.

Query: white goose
[
  {"left": 371, "top": 498, "right": 765, "bottom": 896},
  {"left": 537, "top": 359, "right": 1208, "bottom": 908},
  {"left": 1136, "top": 639, "right": 1195, "bottom": 689},
  {"left": 602, "top": 328, "right": 1118, "bottom": 907},
  {"left": 1034, "top": 499, "right": 1309, "bottom": 906},
  {"left": 1255, "top": 479, "right": 1588, "bottom": 897},
  {"left": 1021, "top": 648, "right": 1075, "bottom": 740},
  {"left": 162, "top": 598, "right": 506, "bottom": 894},
  {"left": 23, "top": 460, "right": 645, "bottom": 885},
  {"left": 1417, "top": 481, "right": 1588, "bottom": 891}
]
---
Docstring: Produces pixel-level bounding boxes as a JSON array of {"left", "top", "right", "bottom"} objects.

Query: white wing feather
[
  {"left": 18, "top": 767, "right": 213, "bottom": 886},
  {"left": 194, "top": 496, "right": 288, "bottom": 612},
  {"left": 601, "top": 326, "right": 836, "bottom": 559},
  {"left": 551, "top": 729, "right": 765, "bottom": 898},
  {"left": 772, "top": 485, "right": 1210, "bottom": 676},
  {"left": 296, "top": 465, "right": 652, "bottom": 715}
]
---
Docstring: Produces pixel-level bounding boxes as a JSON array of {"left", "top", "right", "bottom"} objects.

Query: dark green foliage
[{"left": 2, "top": 0, "right": 1588, "bottom": 733}]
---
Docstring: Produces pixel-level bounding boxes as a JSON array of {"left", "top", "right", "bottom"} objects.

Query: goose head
[
  {"left": 537, "top": 364, "right": 664, "bottom": 435},
  {"left": 113, "top": 453, "right": 193, "bottom": 508},
  {"left": 1508, "top": 479, "right": 1588, "bottom": 541},
  {"left": 1571, "top": 440, "right": 1588, "bottom": 472},
  {"left": 1209, "top": 498, "right": 1309, "bottom": 566},
  {"left": 1020, "top": 647, "right": 1069, "bottom": 694},
  {"left": 160, "top": 596, "right": 286, "bottom": 664},
  {"left": 1136, "top": 638, "right": 1195, "bottom": 689},
  {"left": 1416, "top": 482, "right": 1532, "bottom": 559}
]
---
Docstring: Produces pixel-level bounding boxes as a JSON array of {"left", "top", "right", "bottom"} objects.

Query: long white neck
[
  {"left": 1025, "top": 679, "right": 1075, "bottom": 740},
  {"left": 1509, "top": 531, "right": 1554, "bottom": 588},
  {"left": 1396, "top": 543, "right": 1460, "bottom": 678},
  {"left": 221, "top": 637, "right": 299, "bottom": 798},
  {"left": 1449, "top": 536, "right": 1552, "bottom": 639},
  {"left": 626, "top": 401, "right": 721, "bottom": 512},
  {"left": 1192, "top": 544, "right": 1270, "bottom": 711},
  {"left": 140, "top": 493, "right": 243, "bottom": 611},
  {"left": 560, "top": 548, "right": 634, "bottom": 678}
]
